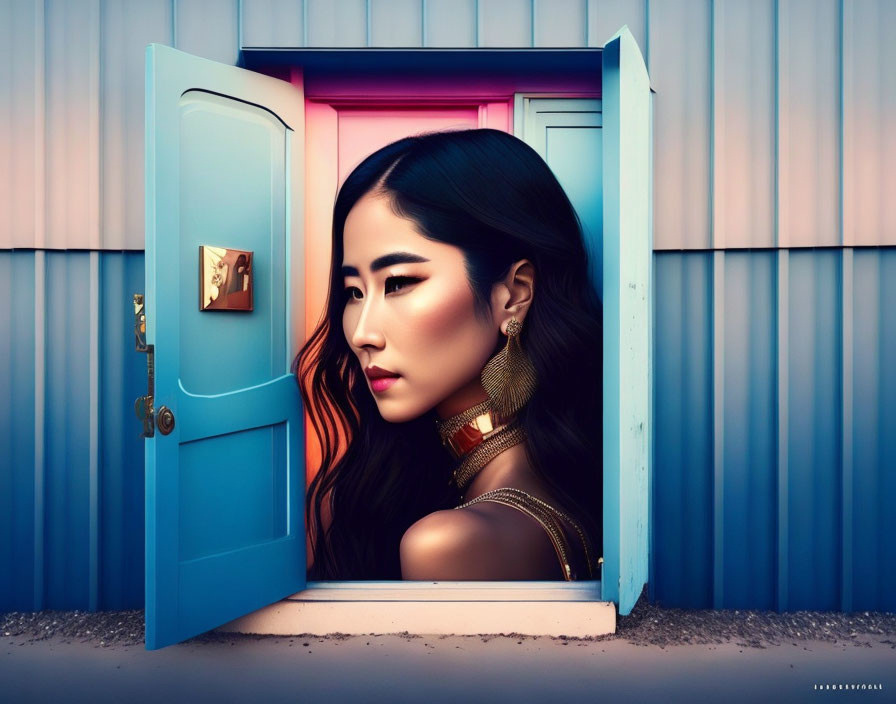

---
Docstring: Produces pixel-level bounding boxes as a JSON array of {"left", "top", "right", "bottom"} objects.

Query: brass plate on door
[{"left": 200, "top": 245, "right": 253, "bottom": 311}]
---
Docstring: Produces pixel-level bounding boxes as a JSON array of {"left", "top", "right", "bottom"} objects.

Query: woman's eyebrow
[{"left": 341, "top": 252, "right": 430, "bottom": 277}]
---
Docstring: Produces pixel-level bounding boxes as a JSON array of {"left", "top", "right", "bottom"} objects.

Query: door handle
[{"left": 157, "top": 406, "right": 175, "bottom": 435}]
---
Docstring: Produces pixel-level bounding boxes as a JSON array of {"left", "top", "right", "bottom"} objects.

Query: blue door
[
  {"left": 601, "top": 26, "right": 652, "bottom": 616},
  {"left": 144, "top": 44, "right": 305, "bottom": 649}
]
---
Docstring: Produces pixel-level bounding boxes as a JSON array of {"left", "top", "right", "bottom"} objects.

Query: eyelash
[{"left": 344, "top": 276, "right": 421, "bottom": 302}]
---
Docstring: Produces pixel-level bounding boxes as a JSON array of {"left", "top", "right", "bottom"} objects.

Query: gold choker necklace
[{"left": 436, "top": 401, "right": 527, "bottom": 490}]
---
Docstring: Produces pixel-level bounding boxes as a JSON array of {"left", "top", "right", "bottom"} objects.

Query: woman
[{"left": 294, "top": 128, "right": 603, "bottom": 581}]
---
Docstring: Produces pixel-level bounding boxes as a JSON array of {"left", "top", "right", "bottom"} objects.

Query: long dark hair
[{"left": 294, "top": 128, "right": 603, "bottom": 580}]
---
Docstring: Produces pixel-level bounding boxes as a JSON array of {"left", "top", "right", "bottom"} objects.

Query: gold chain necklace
[
  {"left": 435, "top": 402, "right": 526, "bottom": 491},
  {"left": 449, "top": 423, "right": 527, "bottom": 490},
  {"left": 455, "top": 487, "right": 602, "bottom": 580}
]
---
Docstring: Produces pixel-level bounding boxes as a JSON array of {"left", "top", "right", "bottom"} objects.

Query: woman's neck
[
  {"left": 436, "top": 393, "right": 546, "bottom": 502},
  {"left": 434, "top": 378, "right": 490, "bottom": 419},
  {"left": 460, "top": 442, "right": 545, "bottom": 502}
]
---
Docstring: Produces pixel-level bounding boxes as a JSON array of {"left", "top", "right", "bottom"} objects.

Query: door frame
[{"left": 245, "top": 45, "right": 650, "bottom": 610}]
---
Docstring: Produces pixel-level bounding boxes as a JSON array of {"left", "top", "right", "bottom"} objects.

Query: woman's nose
[{"left": 350, "top": 299, "right": 385, "bottom": 350}]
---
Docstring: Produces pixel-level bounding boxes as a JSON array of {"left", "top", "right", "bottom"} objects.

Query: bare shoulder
[
  {"left": 399, "top": 503, "right": 559, "bottom": 580},
  {"left": 399, "top": 508, "right": 490, "bottom": 580}
]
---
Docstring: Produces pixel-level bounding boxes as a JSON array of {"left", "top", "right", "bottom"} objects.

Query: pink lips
[
  {"left": 370, "top": 376, "right": 399, "bottom": 392},
  {"left": 365, "top": 365, "right": 400, "bottom": 393}
]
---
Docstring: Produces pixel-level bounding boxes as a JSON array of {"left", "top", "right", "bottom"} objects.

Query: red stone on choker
[
  {"left": 435, "top": 400, "right": 512, "bottom": 460},
  {"left": 435, "top": 400, "right": 526, "bottom": 490}
]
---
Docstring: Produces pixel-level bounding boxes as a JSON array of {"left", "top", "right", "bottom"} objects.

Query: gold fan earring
[{"left": 480, "top": 317, "right": 537, "bottom": 416}]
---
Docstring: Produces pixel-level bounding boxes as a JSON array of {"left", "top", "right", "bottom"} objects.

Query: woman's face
[{"left": 341, "top": 191, "right": 500, "bottom": 423}]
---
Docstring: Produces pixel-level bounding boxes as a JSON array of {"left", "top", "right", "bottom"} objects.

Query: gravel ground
[{"left": 3, "top": 590, "right": 895, "bottom": 650}]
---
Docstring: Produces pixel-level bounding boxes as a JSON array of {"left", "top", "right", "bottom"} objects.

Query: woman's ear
[{"left": 491, "top": 259, "right": 535, "bottom": 334}]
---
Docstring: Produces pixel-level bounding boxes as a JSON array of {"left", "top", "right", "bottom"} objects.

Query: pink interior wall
[{"left": 336, "top": 108, "right": 481, "bottom": 185}]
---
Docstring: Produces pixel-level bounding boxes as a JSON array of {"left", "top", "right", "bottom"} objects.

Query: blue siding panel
[
  {"left": 0, "top": 251, "right": 145, "bottom": 611},
  {"left": 786, "top": 251, "right": 841, "bottom": 610},
  {"left": 478, "top": 0, "right": 533, "bottom": 48},
  {"left": 0, "top": 253, "right": 37, "bottom": 610},
  {"left": 241, "top": 0, "right": 305, "bottom": 48},
  {"left": 3, "top": 248, "right": 895, "bottom": 612},
  {"left": 370, "top": 0, "right": 423, "bottom": 47},
  {"left": 587, "top": 0, "right": 646, "bottom": 51},
  {"left": 534, "top": 0, "right": 586, "bottom": 47},
  {"left": 8, "top": 0, "right": 896, "bottom": 252},
  {"left": 176, "top": 0, "right": 240, "bottom": 66},
  {"left": 712, "top": 0, "right": 776, "bottom": 249},
  {"left": 851, "top": 250, "right": 880, "bottom": 610},
  {"left": 647, "top": 0, "right": 712, "bottom": 250},
  {"left": 305, "top": 0, "right": 368, "bottom": 47},
  {"left": 842, "top": 1, "right": 896, "bottom": 246},
  {"left": 877, "top": 251, "right": 896, "bottom": 611},
  {"left": 852, "top": 249, "right": 896, "bottom": 611},
  {"left": 652, "top": 248, "right": 895, "bottom": 612},
  {"left": 722, "top": 252, "right": 777, "bottom": 609},
  {"left": 1, "top": 0, "right": 43, "bottom": 249},
  {"left": 99, "top": 254, "right": 147, "bottom": 609},
  {"left": 45, "top": 0, "right": 101, "bottom": 250},
  {"left": 777, "top": 0, "right": 841, "bottom": 248},
  {"left": 101, "top": 0, "right": 173, "bottom": 250},
  {"left": 424, "top": 0, "right": 477, "bottom": 47},
  {"left": 653, "top": 253, "right": 714, "bottom": 608},
  {"left": 44, "top": 253, "right": 93, "bottom": 609}
]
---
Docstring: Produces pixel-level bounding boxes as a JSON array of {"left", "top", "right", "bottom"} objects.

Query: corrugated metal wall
[
  {"left": 0, "top": 252, "right": 146, "bottom": 611},
  {"left": 3, "top": 0, "right": 892, "bottom": 251},
  {"left": 654, "top": 248, "right": 896, "bottom": 612},
  {"left": 1, "top": 0, "right": 894, "bottom": 612}
]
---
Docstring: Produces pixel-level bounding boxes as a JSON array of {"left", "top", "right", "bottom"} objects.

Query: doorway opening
[{"left": 249, "top": 50, "right": 605, "bottom": 598}]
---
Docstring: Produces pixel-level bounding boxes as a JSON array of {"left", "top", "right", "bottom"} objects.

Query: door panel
[
  {"left": 178, "top": 91, "right": 288, "bottom": 394},
  {"left": 600, "top": 26, "right": 652, "bottom": 616},
  {"left": 178, "top": 422, "right": 287, "bottom": 561},
  {"left": 144, "top": 44, "right": 305, "bottom": 649}
]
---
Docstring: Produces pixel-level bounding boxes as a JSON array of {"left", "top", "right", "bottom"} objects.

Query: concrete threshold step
[{"left": 220, "top": 581, "right": 616, "bottom": 637}]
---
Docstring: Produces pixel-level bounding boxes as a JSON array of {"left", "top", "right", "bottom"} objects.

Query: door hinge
[{"left": 134, "top": 293, "right": 155, "bottom": 438}]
